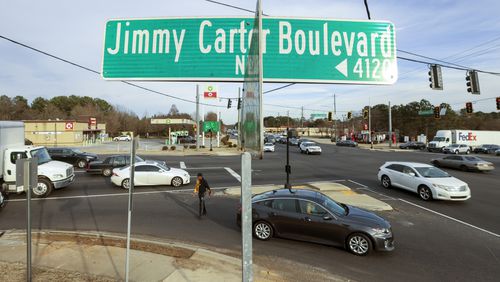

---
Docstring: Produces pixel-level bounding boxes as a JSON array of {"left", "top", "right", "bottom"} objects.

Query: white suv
[
  {"left": 299, "top": 142, "right": 322, "bottom": 155},
  {"left": 377, "top": 162, "right": 471, "bottom": 201},
  {"left": 442, "top": 144, "right": 470, "bottom": 154}
]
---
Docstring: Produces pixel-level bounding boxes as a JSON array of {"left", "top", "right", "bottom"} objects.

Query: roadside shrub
[
  {"left": 233, "top": 144, "right": 238, "bottom": 148},
  {"left": 189, "top": 145, "right": 196, "bottom": 149},
  {"left": 162, "top": 146, "right": 169, "bottom": 151},
  {"left": 183, "top": 145, "right": 188, "bottom": 149},
  {"left": 221, "top": 135, "right": 229, "bottom": 145},
  {"left": 227, "top": 141, "right": 233, "bottom": 147},
  {"left": 170, "top": 146, "right": 176, "bottom": 150},
  {"left": 201, "top": 145, "right": 206, "bottom": 149}
]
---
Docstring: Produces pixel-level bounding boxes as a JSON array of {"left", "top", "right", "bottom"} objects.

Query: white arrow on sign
[{"left": 335, "top": 59, "right": 348, "bottom": 77}]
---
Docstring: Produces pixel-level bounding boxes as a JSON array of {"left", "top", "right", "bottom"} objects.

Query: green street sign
[
  {"left": 418, "top": 110, "right": 434, "bottom": 116},
  {"left": 203, "top": 121, "right": 220, "bottom": 133},
  {"left": 102, "top": 17, "right": 397, "bottom": 84}
]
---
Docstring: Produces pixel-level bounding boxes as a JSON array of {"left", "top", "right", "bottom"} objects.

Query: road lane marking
[
  {"left": 180, "top": 162, "right": 186, "bottom": 169},
  {"left": 5, "top": 186, "right": 235, "bottom": 202},
  {"left": 224, "top": 167, "right": 241, "bottom": 182},
  {"left": 183, "top": 167, "right": 225, "bottom": 170},
  {"left": 348, "top": 180, "right": 397, "bottom": 200},
  {"left": 348, "top": 179, "right": 500, "bottom": 239},
  {"left": 399, "top": 198, "right": 500, "bottom": 238}
]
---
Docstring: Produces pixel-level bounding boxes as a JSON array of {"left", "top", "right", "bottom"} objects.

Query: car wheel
[
  {"left": 381, "top": 175, "right": 391, "bottom": 189},
  {"left": 171, "top": 176, "right": 183, "bottom": 187},
  {"left": 253, "top": 221, "right": 273, "bottom": 241},
  {"left": 122, "top": 179, "right": 131, "bottom": 189},
  {"left": 460, "top": 165, "right": 468, "bottom": 172},
  {"left": 466, "top": 150, "right": 470, "bottom": 155},
  {"left": 306, "top": 150, "right": 310, "bottom": 155},
  {"left": 347, "top": 233, "right": 372, "bottom": 256},
  {"left": 102, "top": 168, "right": 112, "bottom": 177},
  {"left": 455, "top": 150, "right": 459, "bottom": 155},
  {"left": 32, "top": 178, "right": 53, "bottom": 198},
  {"left": 418, "top": 185, "right": 432, "bottom": 201},
  {"left": 77, "top": 159, "right": 87, "bottom": 169}
]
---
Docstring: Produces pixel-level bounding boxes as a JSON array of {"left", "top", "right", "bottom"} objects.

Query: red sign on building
[{"left": 88, "top": 117, "right": 97, "bottom": 129}]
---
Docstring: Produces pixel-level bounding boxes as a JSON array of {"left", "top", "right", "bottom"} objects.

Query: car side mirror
[
  {"left": 409, "top": 172, "right": 416, "bottom": 177},
  {"left": 323, "top": 215, "right": 333, "bottom": 221}
]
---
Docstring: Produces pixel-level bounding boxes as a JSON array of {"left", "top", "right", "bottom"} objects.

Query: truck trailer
[{"left": 428, "top": 130, "right": 500, "bottom": 152}]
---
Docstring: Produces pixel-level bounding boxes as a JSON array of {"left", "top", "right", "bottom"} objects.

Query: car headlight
[
  {"left": 432, "top": 183, "right": 460, "bottom": 192},
  {"left": 184, "top": 173, "right": 189, "bottom": 177},
  {"left": 52, "top": 174, "right": 64, "bottom": 180},
  {"left": 372, "top": 227, "right": 391, "bottom": 237}
]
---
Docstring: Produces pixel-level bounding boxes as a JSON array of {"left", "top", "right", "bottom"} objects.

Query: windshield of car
[
  {"left": 321, "top": 196, "right": 347, "bottom": 215},
  {"left": 30, "top": 148, "right": 52, "bottom": 165},
  {"left": 265, "top": 143, "right": 273, "bottom": 146},
  {"left": 157, "top": 163, "right": 171, "bottom": 171},
  {"left": 449, "top": 144, "right": 459, "bottom": 147},
  {"left": 72, "top": 149, "right": 83, "bottom": 154},
  {"left": 433, "top": 137, "right": 446, "bottom": 141},
  {"left": 415, "top": 167, "right": 450, "bottom": 178},
  {"left": 304, "top": 143, "right": 316, "bottom": 147},
  {"left": 135, "top": 156, "right": 144, "bottom": 162}
]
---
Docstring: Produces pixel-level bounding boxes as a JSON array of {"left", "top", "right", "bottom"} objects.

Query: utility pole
[
  {"left": 388, "top": 101, "right": 392, "bottom": 148},
  {"left": 287, "top": 110, "right": 290, "bottom": 128},
  {"left": 237, "top": 87, "right": 241, "bottom": 149},
  {"left": 333, "top": 94, "right": 337, "bottom": 141},
  {"left": 369, "top": 101, "right": 373, "bottom": 149},
  {"left": 300, "top": 106, "right": 304, "bottom": 129},
  {"left": 217, "top": 111, "right": 221, "bottom": 148},
  {"left": 196, "top": 85, "right": 200, "bottom": 149}
]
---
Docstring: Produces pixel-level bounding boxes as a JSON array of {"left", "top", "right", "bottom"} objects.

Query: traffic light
[
  {"left": 237, "top": 98, "right": 242, "bottom": 109},
  {"left": 433, "top": 106, "right": 440, "bottom": 119},
  {"left": 466, "top": 102, "right": 473, "bottom": 114},
  {"left": 428, "top": 64, "right": 443, "bottom": 90},
  {"left": 328, "top": 111, "right": 332, "bottom": 121},
  {"left": 227, "top": 99, "right": 232, "bottom": 109},
  {"left": 363, "top": 109, "right": 368, "bottom": 120},
  {"left": 496, "top": 97, "right": 500, "bottom": 110},
  {"left": 466, "top": 70, "right": 480, "bottom": 94},
  {"left": 347, "top": 111, "right": 352, "bottom": 120}
]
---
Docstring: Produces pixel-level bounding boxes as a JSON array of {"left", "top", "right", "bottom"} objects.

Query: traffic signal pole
[{"left": 388, "top": 101, "right": 392, "bottom": 148}]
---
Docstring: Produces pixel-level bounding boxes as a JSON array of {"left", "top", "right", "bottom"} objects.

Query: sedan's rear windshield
[{"left": 415, "top": 167, "right": 450, "bottom": 178}]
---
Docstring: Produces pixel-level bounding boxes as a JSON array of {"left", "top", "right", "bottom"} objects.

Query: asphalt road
[{"left": 1, "top": 142, "right": 499, "bottom": 281}]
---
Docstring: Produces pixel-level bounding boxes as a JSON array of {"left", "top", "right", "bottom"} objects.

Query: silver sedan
[{"left": 431, "top": 155, "right": 494, "bottom": 172}]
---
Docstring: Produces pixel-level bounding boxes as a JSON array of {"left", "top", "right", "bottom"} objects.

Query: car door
[
  {"left": 64, "top": 149, "right": 77, "bottom": 164},
  {"left": 449, "top": 156, "right": 464, "bottom": 169},
  {"left": 384, "top": 164, "right": 405, "bottom": 188},
  {"left": 296, "top": 200, "right": 345, "bottom": 246},
  {"left": 49, "top": 149, "right": 63, "bottom": 162},
  {"left": 113, "top": 156, "right": 127, "bottom": 168},
  {"left": 148, "top": 165, "right": 170, "bottom": 185},
  {"left": 399, "top": 165, "right": 419, "bottom": 192},
  {"left": 440, "top": 156, "right": 456, "bottom": 168},
  {"left": 134, "top": 165, "right": 150, "bottom": 186},
  {"left": 268, "top": 199, "right": 302, "bottom": 238}
]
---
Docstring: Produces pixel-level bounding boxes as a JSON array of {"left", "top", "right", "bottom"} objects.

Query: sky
[{"left": 1, "top": 0, "right": 499, "bottom": 124}]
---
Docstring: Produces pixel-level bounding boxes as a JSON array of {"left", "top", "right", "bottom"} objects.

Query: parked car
[
  {"left": 299, "top": 142, "right": 322, "bottom": 155},
  {"left": 297, "top": 138, "right": 311, "bottom": 147},
  {"left": 496, "top": 149, "right": 500, "bottom": 156},
  {"left": 47, "top": 148, "right": 98, "bottom": 168},
  {"left": 377, "top": 162, "right": 471, "bottom": 201},
  {"left": 86, "top": 155, "right": 146, "bottom": 176},
  {"left": 289, "top": 138, "right": 299, "bottom": 146},
  {"left": 113, "top": 135, "right": 131, "bottom": 141},
  {"left": 264, "top": 143, "right": 275, "bottom": 152},
  {"left": 442, "top": 144, "right": 470, "bottom": 154},
  {"left": 177, "top": 136, "right": 196, "bottom": 144},
  {"left": 111, "top": 161, "right": 190, "bottom": 188},
  {"left": 431, "top": 156, "right": 494, "bottom": 172},
  {"left": 399, "top": 141, "right": 426, "bottom": 150},
  {"left": 336, "top": 140, "right": 358, "bottom": 147},
  {"left": 473, "top": 144, "right": 500, "bottom": 154},
  {"left": 236, "top": 189, "right": 394, "bottom": 256}
]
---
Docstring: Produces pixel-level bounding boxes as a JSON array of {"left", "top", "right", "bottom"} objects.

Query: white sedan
[
  {"left": 377, "top": 162, "right": 471, "bottom": 201},
  {"left": 111, "top": 161, "right": 190, "bottom": 189},
  {"left": 264, "top": 143, "right": 275, "bottom": 152},
  {"left": 299, "top": 142, "right": 322, "bottom": 155}
]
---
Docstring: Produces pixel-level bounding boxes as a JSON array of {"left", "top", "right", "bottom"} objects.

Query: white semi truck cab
[{"left": 1, "top": 121, "right": 75, "bottom": 198}]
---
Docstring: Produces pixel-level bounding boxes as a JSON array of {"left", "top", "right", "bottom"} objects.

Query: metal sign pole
[
  {"left": 241, "top": 152, "right": 253, "bottom": 282},
  {"left": 125, "top": 136, "right": 137, "bottom": 282},
  {"left": 24, "top": 161, "right": 32, "bottom": 282},
  {"left": 196, "top": 85, "right": 200, "bottom": 149}
]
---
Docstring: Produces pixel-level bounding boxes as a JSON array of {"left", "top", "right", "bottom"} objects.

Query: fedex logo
[{"left": 458, "top": 132, "right": 477, "bottom": 141}]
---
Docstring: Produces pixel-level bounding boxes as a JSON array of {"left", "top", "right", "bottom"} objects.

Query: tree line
[
  {"left": 264, "top": 99, "right": 500, "bottom": 140},
  {"left": 0, "top": 95, "right": 216, "bottom": 137}
]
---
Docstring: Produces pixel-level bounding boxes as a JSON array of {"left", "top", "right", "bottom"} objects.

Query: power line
[{"left": 0, "top": 34, "right": 225, "bottom": 108}]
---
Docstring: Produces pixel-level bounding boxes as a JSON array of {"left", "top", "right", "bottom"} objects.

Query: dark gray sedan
[{"left": 431, "top": 155, "right": 494, "bottom": 172}]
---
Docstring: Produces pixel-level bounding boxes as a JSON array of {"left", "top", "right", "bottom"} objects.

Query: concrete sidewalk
[
  {"left": 0, "top": 230, "right": 281, "bottom": 282},
  {"left": 225, "top": 181, "right": 392, "bottom": 211}
]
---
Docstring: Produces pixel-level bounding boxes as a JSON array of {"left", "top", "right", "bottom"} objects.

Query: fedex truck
[
  {"left": 428, "top": 130, "right": 500, "bottom": 152},
  {"left": 0, "top": 121, "right": 75, "bottom": 197}
]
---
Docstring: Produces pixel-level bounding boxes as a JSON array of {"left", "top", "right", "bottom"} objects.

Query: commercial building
[{"left": 24, "top": 120, "right": 106, "bottom": 147}]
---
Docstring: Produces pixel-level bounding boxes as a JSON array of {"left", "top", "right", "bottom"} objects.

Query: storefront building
[{"left": 24, "top": 120, "right": 106, "bottom": 147}]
